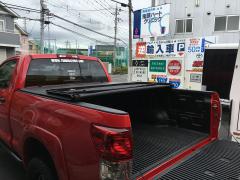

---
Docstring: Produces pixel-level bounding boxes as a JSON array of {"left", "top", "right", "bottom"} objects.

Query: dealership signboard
[
  {"left": 133, "top": 4, "right": 170, "bottom": 38},
  {"left": 133, "top": 37, "right": 207, "bottom": 90}
]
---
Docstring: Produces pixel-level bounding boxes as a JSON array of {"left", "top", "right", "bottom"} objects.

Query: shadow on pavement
[{"left": 0, "top": 147, "right": 26, "bottom": 180}]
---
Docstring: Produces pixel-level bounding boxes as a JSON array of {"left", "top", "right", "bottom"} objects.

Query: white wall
[{"left": 153, "top": 0, "right": 240, "bottom": 43}]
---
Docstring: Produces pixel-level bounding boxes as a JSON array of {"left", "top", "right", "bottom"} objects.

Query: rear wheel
[{"left": 27, "top": 158, "right": 57, "bottom": 180}]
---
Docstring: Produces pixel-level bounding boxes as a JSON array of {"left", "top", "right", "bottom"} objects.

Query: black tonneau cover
[{"left": 21, "top": 82, "right": 171, "bottom": 101}]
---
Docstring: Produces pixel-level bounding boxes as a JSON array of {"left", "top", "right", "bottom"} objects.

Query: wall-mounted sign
[
  {"left": 186, "top": 38, "right": 205, "bottom": 71},
  {"left": 132, "top": 60, "right": 148, "bottom": 82},
  {"left": 156, "top": 75, "right": 168, "bottom": 83},
  {"left": 167, "top": 60, "right": 182, "bottom": 76},
  {"left": 141, "top": 4, "right": 170, "bottom": 38},
  {"left": 136, "top": 42, "right": 146, "bottom": 58},
  {"left": 149, "top": 60, "right": 166, "bottom": 72},
  {"left": 149, "top": 74, "right": 168, "bottom": 83},
  {"left": 169, "top": 78, "right": 181, "bottom": 88},
  {"left": 190, "top": 73, "right": 202, "bottom": 83},
  {"left": 148, "top": 39, "right": 186, "bottom": 58},
  {"left": 132, "top": 60, "right": 148, "bottom": 67}
]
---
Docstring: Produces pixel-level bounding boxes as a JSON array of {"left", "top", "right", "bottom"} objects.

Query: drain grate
[{"left": 157, "top": 140, "right": 240, "bottom": 180}]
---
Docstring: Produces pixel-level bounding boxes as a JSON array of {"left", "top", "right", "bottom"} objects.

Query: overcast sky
[{"left": 4, "top": 0, "right": 151, "bottom": 48}]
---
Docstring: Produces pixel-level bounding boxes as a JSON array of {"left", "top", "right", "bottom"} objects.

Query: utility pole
[
  {"left": 40, "top": 0, "right": 45, "bottom": 54},
  {"left": 23, "top": 18, "right": 27, "bottom": 32},
  {"left": 128, "top": 0, "right": 133, "bottom": 81},
  {"left": 113, "top": 4, "right": 119, "bottom": 70},
  {"left": 108, "top": 0, "right": 133, "bottom": 80}
]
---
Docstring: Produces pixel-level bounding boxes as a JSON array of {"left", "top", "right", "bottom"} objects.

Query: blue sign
[
  {"left": 201, "top": 38, "right": 205, "bottom": 52},
  {"left": 169, "top": 79, "right": 181, "bottom": 89},
  {"left": 157, "top": 77, "right": 168, "bottom": 83},
  {"left": 133, "top": 10, "right": 141, "bottom": 39}
]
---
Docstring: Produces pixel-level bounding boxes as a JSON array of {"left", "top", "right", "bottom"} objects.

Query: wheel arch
[{"left": 22, "top": 126, "right": 69, "bottom": 180}]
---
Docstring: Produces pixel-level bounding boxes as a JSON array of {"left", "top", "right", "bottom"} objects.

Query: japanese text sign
[
  {"left": 136, "top": 42, "right": 146, "bottom": 58},
  {"left": 149, "top": 60, "right": 166, "bottom": 72},
  {"left": 141, "top": 4, "right": 170, "bottom": 37},
  {"left": 146, "top": 39, "right": 185, "bottom": 58}
]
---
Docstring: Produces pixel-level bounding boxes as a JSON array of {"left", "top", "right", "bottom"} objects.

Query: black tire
[{"left": 27, "top": 158, "right": 57, "bottom": 180}]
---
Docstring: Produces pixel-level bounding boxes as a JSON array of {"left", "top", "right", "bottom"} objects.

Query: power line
[
  {"left": 51, "top": 22, "right": 111, "bottom": 45},
  {"left": 107, "top": 0, "right": 130, "bottom": 8},
  {"left": 103, "top": 0, "right": 114, "bottom": 8},
  {"left": 18, "top": 17, "right": 40, "bottom": 21},
  {"left": 50, "top": 13, "right": 122, "bottom": 41},
  {"left": 0, "top": 0, "right": 127, "bottom": 45},
  {"left": 87, "top": 0, "right": 112, "bottom": 17},
  {"left": 47, "top": 1, "right": 115, "bottom": 12},
  {"left": 0, "top": 1, "right": 40, "bottom": 13},
  {"left": 94, "top": 0, "right": 114, "bottom": 15}
]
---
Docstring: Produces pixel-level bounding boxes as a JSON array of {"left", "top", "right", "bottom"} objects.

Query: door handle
[{"left": 0, "top": 97, "right": 5, "bottom": 104}]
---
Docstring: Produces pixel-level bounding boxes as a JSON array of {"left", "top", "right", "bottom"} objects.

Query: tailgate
[{"left": 155, "top": 140, "right": 240, "bottom": 180}]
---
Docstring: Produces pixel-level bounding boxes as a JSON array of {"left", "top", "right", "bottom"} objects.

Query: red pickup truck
[{"left": 0, "top": 54, "right": 239, "bottom": 180}]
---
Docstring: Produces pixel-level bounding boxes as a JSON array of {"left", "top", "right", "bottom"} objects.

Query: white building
[{"left": 151, "top": 0, "right": 240, "bottom": 44}]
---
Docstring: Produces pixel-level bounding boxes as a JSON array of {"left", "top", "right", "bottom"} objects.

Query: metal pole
[
  {"left": 40, "top": 0, "right": 45, "bottom": 54},
  {"left": 48, "top": 25, "right": 50, "bottom": 53},
  {"left": 54, "top": 39, "right": 57, "bottom": 53},
  {"left": 23, "top": 18, "right": 27, "bottom": 32},
  {"left": 128, "top": 0, "right": 133, "bottom": 81},
  {"left": 113, "top": 4, "right": 118, "bottom": 69},
  {"left": 76, "top": 40, "right": 78, "bottom": 55}
]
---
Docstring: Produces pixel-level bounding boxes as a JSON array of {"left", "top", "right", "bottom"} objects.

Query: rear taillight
[
  {"left": 210, "top": 93, "right": 221, "bottom": 137},
  {"left": 91, "top": 124, "right": 133, "bottom": 180},
  {"left": 91, "top": 124, "right": 133, "bottom": 161}
]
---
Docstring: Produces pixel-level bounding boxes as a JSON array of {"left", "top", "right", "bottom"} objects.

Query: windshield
[{"left": 25, "top": 58, "right": 108, "bottom": 87}]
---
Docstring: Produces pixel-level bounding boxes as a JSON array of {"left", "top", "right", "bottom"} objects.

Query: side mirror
[{"left": 0, "top": 79, "right": 9, "bottom": 89}]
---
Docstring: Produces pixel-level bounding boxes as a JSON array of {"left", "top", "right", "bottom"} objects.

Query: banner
[
  {"left": 141, "top": 4, "right": 170, "bottom": 38},
  {"left": 133, "top": 10, "right": 142, "bottom": 39}
]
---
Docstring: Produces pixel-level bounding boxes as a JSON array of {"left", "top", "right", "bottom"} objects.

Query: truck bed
[
  {"left": 131, "top": 124, "right": 208, "bottom": 178},
  {"left": 21, "top": 82, "right": 213, "bottom": 179},
  {"left": 157, "top": 140, "right": 240, "bottom": 180}
]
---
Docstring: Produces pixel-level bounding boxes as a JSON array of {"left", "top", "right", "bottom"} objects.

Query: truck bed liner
[
  {"left": 131, "top": 125, "right": 208, "bottom": 178},
  {"left": 157, "top": 140, "right": 240, "bottom": 180}
]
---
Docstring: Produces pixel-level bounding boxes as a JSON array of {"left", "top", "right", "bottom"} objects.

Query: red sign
[
  {"left": 168, "top": 60, "right": 182, "bottom": 75},
  {"left": 136, "top": 42, "right": 146, "bottom": 58},
  {"left": 192, "top": 61, "right": 204, "bottom": 67}
]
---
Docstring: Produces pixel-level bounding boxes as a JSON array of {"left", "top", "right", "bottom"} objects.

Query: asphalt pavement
[
  {"left": 110, "top": 74, "right": 128, "bottom": 82},
  {"left": 0, "top": 146, "right": 25, "bottom": 180}
]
